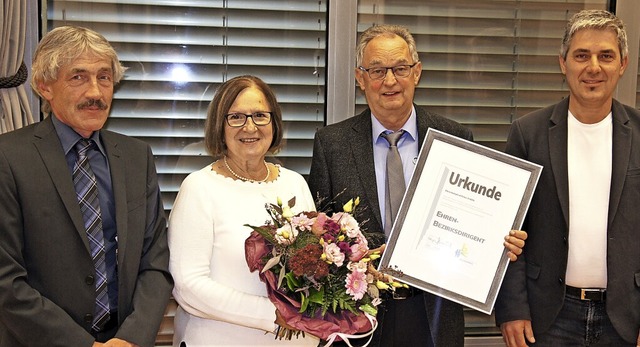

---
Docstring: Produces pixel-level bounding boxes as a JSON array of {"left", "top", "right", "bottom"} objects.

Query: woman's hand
[{"left": 274, "top": 309, "right": 303, "bottom": 340}]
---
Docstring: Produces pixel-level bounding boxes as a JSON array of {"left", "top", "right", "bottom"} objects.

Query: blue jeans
[{"left": 532, "top": 295, "right": 633, "bottom": 346}]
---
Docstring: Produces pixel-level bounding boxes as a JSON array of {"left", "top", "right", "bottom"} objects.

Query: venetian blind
[
  {"left": 46, "top": 0, "right": 327, "bottom": 210},
  {"left": 357, "top": 0, "right": 608, "bottom": 151}
]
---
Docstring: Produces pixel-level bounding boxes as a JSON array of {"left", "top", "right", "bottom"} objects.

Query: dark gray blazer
[
  {"left": 308, "top": 105, "right": 473, "bottom": 347},
  {"left": 495, "top": 97, "right": 640, "bottom": 343},
  {"left": 0, "top": 117, "right": 173, "bottom": 347}
]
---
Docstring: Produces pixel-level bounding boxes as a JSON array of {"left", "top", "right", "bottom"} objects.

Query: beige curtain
[{"left": 0, "top": 0, "right": 34, "bottom": 134}]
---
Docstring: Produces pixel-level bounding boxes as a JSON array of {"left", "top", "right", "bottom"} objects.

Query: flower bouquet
[{"left": 244, "top": 197, "right": 401, "bottom": 346}]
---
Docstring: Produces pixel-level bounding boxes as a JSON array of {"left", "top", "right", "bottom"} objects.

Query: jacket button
[
  {"left": 85, "top": 275, "right": 95, "bottom": 285},
  {"left": 84, "top": 314, "right": 93, "bottom": 323},
  {"left": 558, "top": 278, "right": 564, "bottom": 284}
]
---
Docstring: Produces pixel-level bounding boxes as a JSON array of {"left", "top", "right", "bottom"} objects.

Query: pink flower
[
  {"left": 345, "top": 269, "right": 368, "bottom": 300},
  {"left": 311, "top": 213, "right": 328, "bottom": 236},
  {"left": 331, "top": 212, "right": 362, "bottom": 238},
  {"left": 323, "top": 242, "right": 345, "bottom": 267},
  {"left": 291, "top": 214, "right": 314, "bottom": 231},
  {"left": 347, "top": 260, "right": 367, "bottom": 273},
  {"left": 349, "top": 242, "right": 368, "bottom": 262}
]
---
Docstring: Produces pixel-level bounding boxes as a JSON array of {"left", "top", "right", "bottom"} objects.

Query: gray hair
[
  {"left": 560, "top": 9, "right": 628, "bottom": 61},
  {"left": 31, "top": 25, "right": 126, "bottom": 114},
  {"left": 355, "top": 24, "right": 420, "bottom": 67}
]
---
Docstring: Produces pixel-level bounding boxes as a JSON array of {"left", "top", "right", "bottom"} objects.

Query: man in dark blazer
[
  {"left": 309, "top": 24, "right": 525, "bottom": 347},
  {"left": 310, "top": 109, "right": 470, "bottom": 347},
  {"left": 495, "top": 10, "right": 640, "bottom": 346},
  {"left": 0, "top": 26, "right": 172, "bottom": 347}
]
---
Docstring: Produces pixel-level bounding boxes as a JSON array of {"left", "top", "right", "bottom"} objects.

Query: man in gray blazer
[
  {"left": 495, "top": 10, "right": 640, "bottom": 346},
  {"left": 309, "top": 24, "right": 526, "bottom": 347},
  {"left": 0, "top": 26, "right": 173, "bottom": 347}
]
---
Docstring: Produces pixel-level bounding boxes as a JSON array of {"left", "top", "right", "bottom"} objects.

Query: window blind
[
  {"left": 46, "top": 0, "right": 327, "bottom": 210},
  {"left": 357, "top": 0, "right": 608, "bottom": 150}
]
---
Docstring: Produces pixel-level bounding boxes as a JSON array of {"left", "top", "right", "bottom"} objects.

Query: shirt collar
[
  {"left": 51, "top": 114, "right": 106, "bottom": 156},
  {"left": 371, "top": 105, "right": 418, "bottom": 143}
]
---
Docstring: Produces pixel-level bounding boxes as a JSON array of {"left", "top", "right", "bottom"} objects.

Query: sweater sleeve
[{"left": 168, "top": 171, "right": 277, "bottom": 333}]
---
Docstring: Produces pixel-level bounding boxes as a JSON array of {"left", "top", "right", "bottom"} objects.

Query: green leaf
[
  {"left": 359, "top": 303, "right": 377, "bottom": 316},
  {"left": 307, "top": 287, "right": 325, "bottom": 304},
  {"left": 284, "top": 272, "right": 301, "bottom": 291},
  {"left": 299, "top": 292, "right": 308, "bottom": 313}
]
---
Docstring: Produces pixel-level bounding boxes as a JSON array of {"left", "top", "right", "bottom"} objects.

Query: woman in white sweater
[{"left": 168, "top": 75, "right": 320, "bottom": 346}]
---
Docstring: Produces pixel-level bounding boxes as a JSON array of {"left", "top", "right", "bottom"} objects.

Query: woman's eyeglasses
[{"left": 224, "top": 112, "right": 272, "bottom": 127}]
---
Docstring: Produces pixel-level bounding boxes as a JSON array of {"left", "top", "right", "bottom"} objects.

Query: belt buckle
[
  {"left": 392, "top": 291, "right": 407, "bottom": 300},
  {"left": 580, "top": 288, "right": 604, "bottom": 301},
  {"left": 392, "top": 287, "right": 411, "bottom": 300}
]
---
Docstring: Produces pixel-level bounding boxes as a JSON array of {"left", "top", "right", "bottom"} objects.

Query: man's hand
[
  {"left": 102, "top": 338, "right": 140, "bottom": 347},
  {"left": 500, "top": 320, "right": 535, "bottom": 347},
  {"left": 504, "top": 230, "right": 527, "bottom": 261}
]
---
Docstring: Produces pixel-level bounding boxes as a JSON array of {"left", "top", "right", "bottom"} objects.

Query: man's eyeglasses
[
  {"left": 358, "top": 63, "right": 418, "bottom": 80},
  {"left": 225, "top": 112, "right": 272, "bottom": 127}
]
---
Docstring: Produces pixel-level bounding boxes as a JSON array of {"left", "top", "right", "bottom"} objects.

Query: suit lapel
[
  {"left": 33, "top": 117, "right": 91, "bottom": 252},
  {"left": 415, "top": 105, "right": 431, "bottom": 147},
  {"left": 549, "top": 99, "right": 570, "bottom": 227},
  {"left": 350, "top": 111, "right": 383, "bottom": 228},
  {"left": 101, "top": 131, "right": 127, "bottom": 265},
  {"left": 608, "top": 100, "right": 631, "bottom": 227}
]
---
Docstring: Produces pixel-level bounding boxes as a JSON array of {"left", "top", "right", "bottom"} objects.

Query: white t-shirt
[{"left": 565, "top": 111, "right": 611, "bottom": 288}]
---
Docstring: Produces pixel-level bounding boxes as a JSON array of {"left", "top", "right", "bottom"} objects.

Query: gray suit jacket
[
  {"left": 495, "top": 97, "right": 640, "bottom": 343},
  {"left": 308, "top": 105, "right": 473, "bottom": 347},
  {"left": 0, "top": 117, "right": 173, "bottom": 347}
]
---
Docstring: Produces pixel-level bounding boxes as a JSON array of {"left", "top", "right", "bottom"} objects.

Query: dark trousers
[
  {"left": 532, "top": 295, "right": 633, "bottom": 346},
  {"left": 333, "top": 293, "right": 434, "bottom": 347}
]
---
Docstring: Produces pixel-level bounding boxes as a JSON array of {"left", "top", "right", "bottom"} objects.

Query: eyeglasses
[
  {"left": 358, "top": 63, "right": 418, "bottom": 80},
  {"left": 224, "top": 112, "right": 273, "bottom": 127}
]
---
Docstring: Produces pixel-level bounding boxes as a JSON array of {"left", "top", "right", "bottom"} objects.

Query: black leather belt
[{"left": 566, "top": 285, "right": 606, "bottom": 301}]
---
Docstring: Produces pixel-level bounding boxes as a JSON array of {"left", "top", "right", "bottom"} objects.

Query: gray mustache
[{"left": 77, "top": 99, "right": 108, "bottom": 110}]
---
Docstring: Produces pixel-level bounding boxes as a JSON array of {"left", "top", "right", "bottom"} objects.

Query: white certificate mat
[{"left": 379, "top": 128, "right": 541, "bottom": 314}]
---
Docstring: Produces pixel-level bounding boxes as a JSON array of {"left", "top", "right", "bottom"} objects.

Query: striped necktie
[{"left": 72, "top": 139, "right": 110, "bottom": 331}]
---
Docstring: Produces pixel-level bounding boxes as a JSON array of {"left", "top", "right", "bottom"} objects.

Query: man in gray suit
[
  {"left": 309, "top": 24, "right": 525, "bottom": 347},
  {"left": 495, "top": 10, "right": 640, "bottom": 347},
  {"left": 0, "top": 26, "right": 172, "bottom": 347}
]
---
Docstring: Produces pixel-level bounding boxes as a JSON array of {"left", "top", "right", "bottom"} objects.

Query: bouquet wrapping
[{"left": 245, "top": 197, "right": 400, "bottom": 345}]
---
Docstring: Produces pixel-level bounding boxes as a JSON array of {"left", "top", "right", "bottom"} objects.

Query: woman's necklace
[{"left": 223, "top": 156, "right": 270, "bottom": 183}]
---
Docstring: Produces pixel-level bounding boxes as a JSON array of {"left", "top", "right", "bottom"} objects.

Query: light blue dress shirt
[{"left": 371, "top": 107, "right": 419, "bottom": 233}]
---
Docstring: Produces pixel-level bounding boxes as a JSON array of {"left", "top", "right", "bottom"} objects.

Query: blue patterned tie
[
  {"left": 381, "top": 130, "right": 406, "bottom": 237},
  {"left": 73, "top": 139, "right": 110, "bottom": 331}
]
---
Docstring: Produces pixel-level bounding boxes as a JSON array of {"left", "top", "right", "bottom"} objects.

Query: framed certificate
[{"left": 378, "top": 128, "right": 542, "bottom": 314}]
